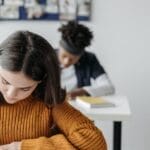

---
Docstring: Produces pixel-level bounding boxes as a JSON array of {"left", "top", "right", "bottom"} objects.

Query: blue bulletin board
[{"left": 0, "top": 0, "right": 92, "bottom": 21}]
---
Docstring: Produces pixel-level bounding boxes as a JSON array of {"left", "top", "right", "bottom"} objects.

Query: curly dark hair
[{"left": 58, "top": 21, "right": 93, "bottom": 51}]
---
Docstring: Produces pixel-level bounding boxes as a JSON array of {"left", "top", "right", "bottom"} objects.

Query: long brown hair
[{"left": 0, "top": 31, "right": 66, "bottom": 106}]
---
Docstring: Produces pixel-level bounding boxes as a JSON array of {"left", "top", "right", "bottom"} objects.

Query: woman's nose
[{"left": 6, "top": 86, "right": 17, "bottom": 98}]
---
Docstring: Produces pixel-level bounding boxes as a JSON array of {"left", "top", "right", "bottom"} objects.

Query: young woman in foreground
[{"left": 0, "top": 31, "right": 107, "bottom": 150}]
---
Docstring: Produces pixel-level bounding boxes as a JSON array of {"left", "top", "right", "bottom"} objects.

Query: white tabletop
[{"left": 69, "top": 95, "right": 131, "bottom": 121}]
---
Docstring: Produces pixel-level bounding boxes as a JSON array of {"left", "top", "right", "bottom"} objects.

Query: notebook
[{"left": 76, "top": 96, "right": 115, "bottom": 108}]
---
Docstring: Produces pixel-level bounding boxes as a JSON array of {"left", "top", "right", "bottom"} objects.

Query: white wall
[
  {"left": 0, "top": 0, "right": 150, "bottom": 149},
  {"left": 93, "top": 1, "right": 150, "bottom": 150}
]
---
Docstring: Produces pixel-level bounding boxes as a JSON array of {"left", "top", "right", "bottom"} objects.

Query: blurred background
[{"left": 0, "top": 0, "right": 150, "bottom": 149}]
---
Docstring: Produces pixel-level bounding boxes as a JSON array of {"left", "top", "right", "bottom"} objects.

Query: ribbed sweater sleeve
[
  {"left": 21, "top": 134, "right": 76, "bottom": 150},
  {"left": 52, "top": 101, "right": 107, "bottom": 150},
  {"left": 21, "top": 101, "right": 107, "bottom": 150}
]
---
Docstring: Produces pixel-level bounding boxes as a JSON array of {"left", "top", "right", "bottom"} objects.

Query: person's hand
[
  {"left": 0, "top": 142, "right": 21, "bottom": 150},
  {"left": 67, "top": 88, "right": 89, "bottom": 100}
]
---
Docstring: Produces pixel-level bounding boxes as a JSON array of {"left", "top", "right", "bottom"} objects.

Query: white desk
[{"left": 69, "top": 95, "right": 131, "bottom": 150}]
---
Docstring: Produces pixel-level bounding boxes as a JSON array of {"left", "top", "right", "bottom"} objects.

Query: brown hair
[{"left": 0, "top": 31, "right": 66, "bottom": 106}]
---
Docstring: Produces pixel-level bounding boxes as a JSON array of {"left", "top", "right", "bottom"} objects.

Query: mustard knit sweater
[{"left": 0, "top": 96, "right": 107, "bottom": 150}]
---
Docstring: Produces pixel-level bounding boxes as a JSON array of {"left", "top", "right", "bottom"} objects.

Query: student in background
[
  {"left": 0, "top": 31, "right": 107, "bottom": 150},
  {"left": 57, "top": 21, "right": 115, "bottom": 99}
]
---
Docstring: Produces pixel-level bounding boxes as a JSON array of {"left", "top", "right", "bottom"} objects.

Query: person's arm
[
  {"left": 51, "top": 101, "right": 107, "bottom": 150},
  {"left": 87, "top": 53, "right": 115, "bottom": 96},
  {"left": 83, "top": 73, "right": 115, "bottom": 97},
  {"left": 21, "top": 134, "right": 76, "bottom": 150},
  {"left": 67, "top": 73, "right": 115, "bottom": 99},
  {"left": 21, "top": 102, "right": 107, "bottom": 150},
  {"left": 0, "top": 102, "right": 107, "bottom": 150},
  {"left": 20, "top": 103, "right": 77, "bottom": 150},
  {"left": 0, "top": 135, "right": 76, "bottom": 150},
  {"left": 67, "top": 88, "right": 89, "bottom": 99},
  {"left": 71, "top": 53, "right": 115, "bottom": 98}
]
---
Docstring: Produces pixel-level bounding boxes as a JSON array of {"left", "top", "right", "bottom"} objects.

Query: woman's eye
[{"left": 20, "top": 88, "right": 30, "bottom": 92}]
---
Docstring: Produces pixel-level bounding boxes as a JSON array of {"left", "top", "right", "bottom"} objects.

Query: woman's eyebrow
[
  {"left": 18, "top": 84, "right": 34, "bottom": 89},
  {"left": 19, "top": 86, "right": 32, "bottom": 89},
  {"left": 1, "top": 76, "right": 34, "bottom": 89},
  {"left": 1, "top": 76, "right": 10, "bottom": 84}
]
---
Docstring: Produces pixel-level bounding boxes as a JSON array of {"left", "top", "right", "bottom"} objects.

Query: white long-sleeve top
[{"left": 61, "top": 65, "right": 115, "bottom": 97}]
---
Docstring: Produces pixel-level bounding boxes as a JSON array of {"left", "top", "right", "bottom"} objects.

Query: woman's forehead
[{"left": 0, "top": 66, "right": 37, "bottom": 88}]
